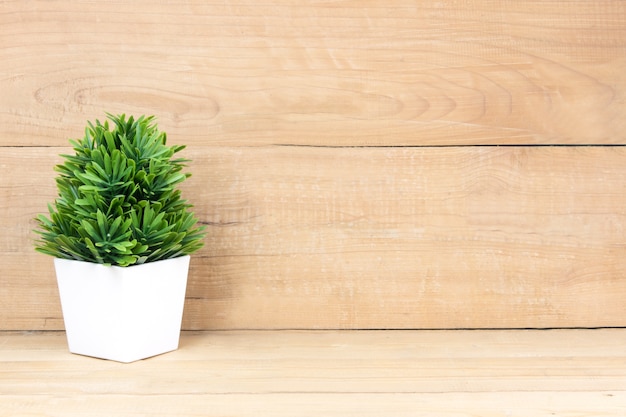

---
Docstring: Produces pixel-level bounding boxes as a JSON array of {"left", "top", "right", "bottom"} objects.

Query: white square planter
[{"left": 54, "top": 255, "right": 190, "bottom": 363}]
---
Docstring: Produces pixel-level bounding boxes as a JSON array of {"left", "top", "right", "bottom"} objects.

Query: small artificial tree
[{"left": 34, "top": 113, "right": 205, "bottom": 267}]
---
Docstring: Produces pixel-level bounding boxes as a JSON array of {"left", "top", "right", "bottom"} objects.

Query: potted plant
[{"left": 34, "top": 113, "right": 206, "bottom": 362}]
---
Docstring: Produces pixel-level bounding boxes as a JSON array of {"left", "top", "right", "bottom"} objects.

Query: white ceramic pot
[{"left": 54, "top": 255, "right": 190, "bottom": 363}]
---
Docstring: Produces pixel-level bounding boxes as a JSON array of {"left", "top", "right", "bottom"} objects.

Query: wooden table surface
[{"left": 1, "top": 329, "right": 625, "bottom": 416}]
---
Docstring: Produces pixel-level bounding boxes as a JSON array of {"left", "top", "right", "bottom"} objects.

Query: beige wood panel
[
  {"left": 6, "top": 393, "right": 625, "bottom": 417},
  {"left": 1, "top": 330, "right": 626, "bottom": 415},
  {"left": 2, "top": 0, "right": 625, "bottom": 146},
  {"left": 2, "top": 146, "right": 626, "bottom": 330}
]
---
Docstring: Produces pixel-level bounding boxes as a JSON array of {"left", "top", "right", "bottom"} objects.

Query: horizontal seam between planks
[{"left": 274, "top": 143, "right": 626, "bottom": 149}]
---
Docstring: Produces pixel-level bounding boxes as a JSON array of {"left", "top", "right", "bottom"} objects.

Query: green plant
[{"left": 34, "top": 113, "right": 206, "bottom": 267}]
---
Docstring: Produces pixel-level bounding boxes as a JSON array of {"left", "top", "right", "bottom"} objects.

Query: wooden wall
[{"left": 1, "top": 1, "right": 625, "bottom": 330}]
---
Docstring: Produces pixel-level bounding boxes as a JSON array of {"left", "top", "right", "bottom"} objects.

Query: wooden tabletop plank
[
  {"left": 1, "top": 330, "right": 625, "bottom": 416},
  {"left": 3, "top": 392, "right": 626, "bottom": 417}
]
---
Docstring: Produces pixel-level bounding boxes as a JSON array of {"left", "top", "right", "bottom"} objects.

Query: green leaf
[
  {"left": 80, "top": 219, "right": 100, "bottom": 241},
  {"left": 96, "top": 210, "right": 108, "bottom": 239},
  {"left": 107, "top": 216, "right": 123, "bottom": 237}
]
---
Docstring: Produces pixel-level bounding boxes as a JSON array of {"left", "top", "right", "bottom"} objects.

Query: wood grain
[
  {"left": 1, "top": 0, "right": 625, "bottom": 146},
  {"left": 1, "top": 330, "right": 625, "bottom": 416},
  {"left": 2, "top": 0, "right": 626, "bottom": 331},
  {"left": 3, "top": 146, "right": 626, "bottom": 330},
  {"left": 4, "top": 393, "right": 625, "bottom": 417}
]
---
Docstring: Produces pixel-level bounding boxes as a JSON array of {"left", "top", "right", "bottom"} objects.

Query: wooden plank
[
  {"left": 3, "top": 393, "right": 626, "bottom": 417},
  {"left": 0, "top": 330, "right": 625, "bottom": 416},
  {"left": 2, "top": 0, "right": 625, "bottom": 146},
  {"left": 2, "top": 146, "right": 626, "bottom": 330}
]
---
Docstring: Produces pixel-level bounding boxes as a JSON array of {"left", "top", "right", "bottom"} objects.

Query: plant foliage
[{"left": 34, "top": 113, "right": 206, "bottom": 267}]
